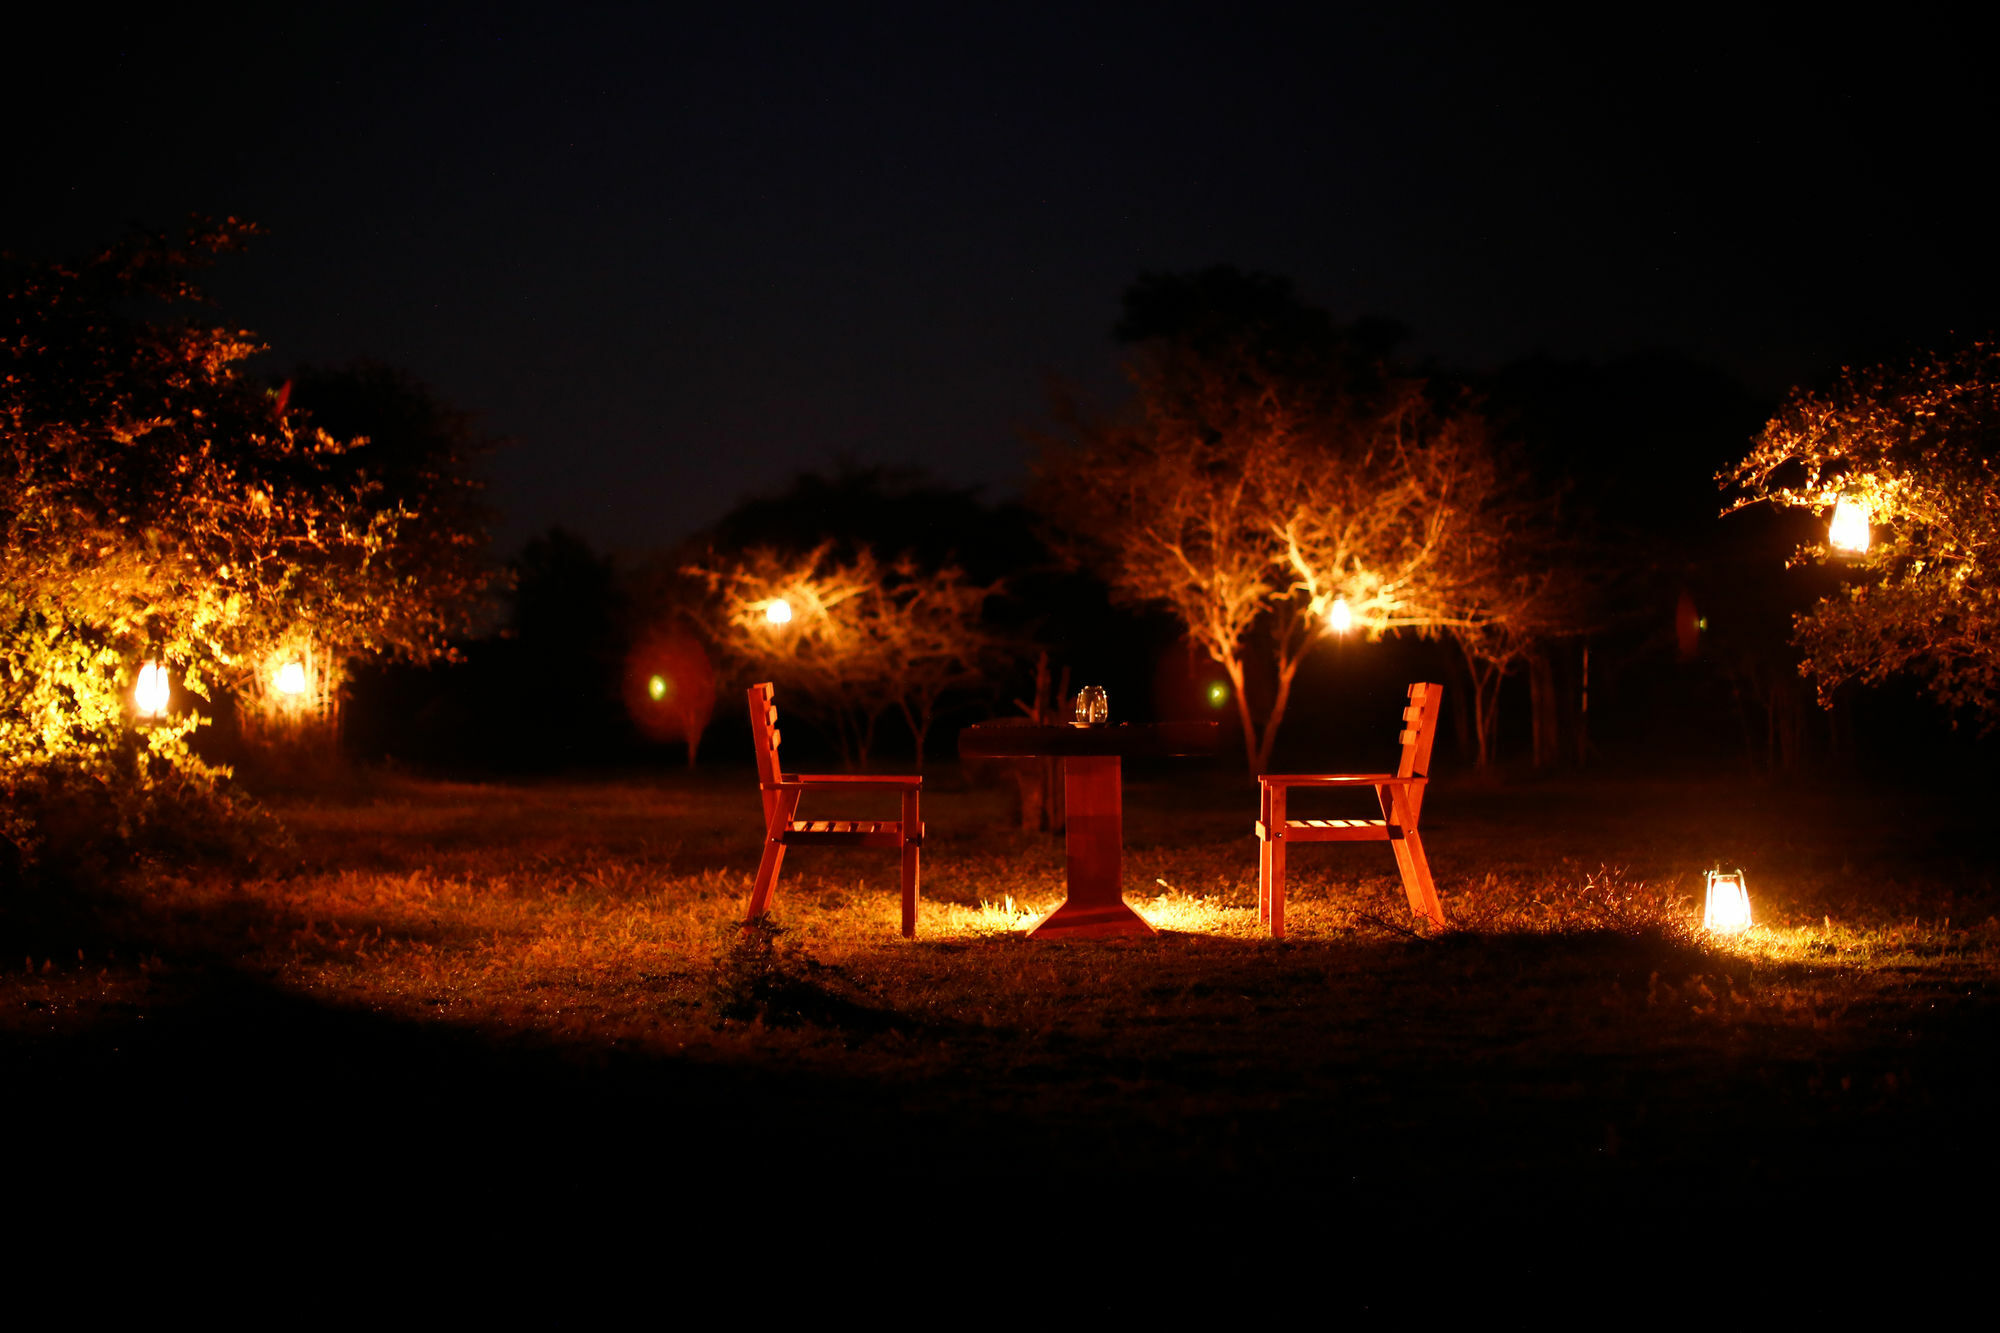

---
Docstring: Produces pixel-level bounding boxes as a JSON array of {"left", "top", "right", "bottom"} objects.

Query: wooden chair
[
  {"left": 1255, "top": 682, "right": 1447, "bottom": 938},
  {"left": 744, "top": 683, "right": 924, "bottom": 937}
]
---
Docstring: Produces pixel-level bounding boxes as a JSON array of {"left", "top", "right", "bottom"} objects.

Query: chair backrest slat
[
  {"left": 747, "top": 684, "right": 783, "bottom": 822},
  {"left": 1396, "top": 682, "right": 1443, "bottom": 780}
]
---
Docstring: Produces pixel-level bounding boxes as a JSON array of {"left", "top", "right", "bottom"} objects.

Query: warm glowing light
[
  {"left": 764, "top": 598, "right": 794, "bottom": 625},
  {"left": 134, "top": 661, "right": 169, "bottom": 717},
  {"left": 1074, "top": 685, "right": 1109, "bottom": 725},
  {"left": 1702, "top": 869, "right": 1752, "bottom": 934},
  {"left": 274, "top": 661, "right": 308, "bottom": 695},
  {"left": 1326, "top": 597, "right": 1353, "bottom": 634},
  {"left": 1829, "top": 497, "right": 1871, "bottom": 554},
  {"left": 1207, "top": 682, "right": 1228, "bottom": 707},
  {"left": 648, "top": 674, "right": 670, "bottom": 701}
]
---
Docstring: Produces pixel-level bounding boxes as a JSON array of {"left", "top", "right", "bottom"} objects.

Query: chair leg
[
  {"left": 746, "top": 837, "right": 786, "bottom": 925},
  {"left": 1269, "top": 835, "right": 1286, "bottom": 939},
  {"left": 1391, "top": 830, "right": 1446, "bottom": 929},
  {"left": 1266, "top": 787, "right": 1286, "bottom": 939},
  {"left": 1258, "top": 837, "right": 1272, "bottom": 924},
  {"left": 899, "top": 790, "right": 920, "bottom": 939}
]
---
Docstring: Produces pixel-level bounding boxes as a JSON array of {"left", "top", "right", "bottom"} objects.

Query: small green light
[
  {"left": 1697, "top": 617, "right": 1708, "bottom": 631},
  {"left": 1207, "top": 682, "right": 1228, "bottom": 706},
  {"left": 648, "top": 674, "right": 669, "bottom": 701}
]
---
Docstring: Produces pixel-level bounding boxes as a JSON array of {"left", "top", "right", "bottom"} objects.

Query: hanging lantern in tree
[
  {"left": 1703, "top": 868, "right": 1752, "bottom": 934},
  {"left": 1828, "top": 497, "right": 1872, "bottom": 554},
  {"left": 274, "top": 660, "right": 309, "bottom": 695},
  {"left": 1325, "top": 597, "right": 1353, "bottom": 634},
  {"left": 134, "top": 661, "right": 170, "bottom": 718},
  {"left": 764, "top": 598, "right": 794, "bottom": 626}
]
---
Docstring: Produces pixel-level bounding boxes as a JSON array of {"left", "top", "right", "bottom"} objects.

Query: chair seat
[
  {"left": 1257, "top": 817, "right": 1402, "bottom": 842},
  {"left": 780, "top": 819, "right": 923, "bottom": 847}
]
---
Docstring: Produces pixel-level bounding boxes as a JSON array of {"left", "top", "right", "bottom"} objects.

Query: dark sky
[{"left": 9, "top": 4, "right": 1996, "bottom": 552}]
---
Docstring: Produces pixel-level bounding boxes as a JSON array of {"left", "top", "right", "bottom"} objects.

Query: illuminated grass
[{"left": 8, "top": 769, "right": 2000, "bottom": 1202}]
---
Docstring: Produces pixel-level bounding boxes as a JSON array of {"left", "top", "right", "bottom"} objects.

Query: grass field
[{"left": 7, "top": 764, "right": 1999, "bottom": 1293}]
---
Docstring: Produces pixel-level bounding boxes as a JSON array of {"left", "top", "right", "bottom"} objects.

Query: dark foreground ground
[{"left": 6, "top": 766, "right": 1997, "bottom": 1306}]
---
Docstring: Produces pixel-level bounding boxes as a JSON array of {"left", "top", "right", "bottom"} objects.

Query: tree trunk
[
  {"left": 1574, "top": 643, "right": 1591, "bottom": 768},
  {"left": 1529, "top": 650, "right": 1562, "bottom": 770},
  {"left": 1446, "top": 657, "right": 1476, "bottom": 761},
  {"left": 1461, "top": 644, "right": 1505, "bottom": 773},
  {"left": 1224, "top": 653, "right": 1259, "bottom": 775},
  {"left": 1254, "top": 651, "right": 1306, "bottom": 776}
]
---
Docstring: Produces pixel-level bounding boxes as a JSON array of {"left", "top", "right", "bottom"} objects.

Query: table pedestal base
[{"left": 1028, "top": 756, "right": 1156, "bottom": 940}]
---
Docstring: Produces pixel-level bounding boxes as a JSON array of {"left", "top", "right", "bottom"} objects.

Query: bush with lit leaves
[
  {"left": 1723, "top": 343, "right": 2000, "bottom": 720},
  {"left": 1, "top": 220, "right": 489, "bottom": 865}
]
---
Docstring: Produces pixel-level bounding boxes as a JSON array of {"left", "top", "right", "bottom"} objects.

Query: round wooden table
[{"left": 958, "top": 721, "right": 1221, "bottom": 938}]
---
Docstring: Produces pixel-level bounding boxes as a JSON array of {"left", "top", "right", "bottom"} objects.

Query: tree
[
  {"left": 1722, "top": 343, "right": 2000, "bottom": 721},
  {"left": 1038, "top": 273, "right": 1491, "bottom": 773},
  {"left": 1, "top": 219, "right": 490, "bottom": 859},
  {"left": 236, "top": 362, "right": 495, "bottom": 748},
  {"left": 690, "top": 544, "right": 999, "bottom": 768}
]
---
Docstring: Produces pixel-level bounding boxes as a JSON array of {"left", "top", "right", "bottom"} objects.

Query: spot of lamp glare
[
  {"left": 134, "top": 661, "right": 169, "bottom": 717},
  {"left": 648, "top": 674, "right": 670, "bottom": 701},
  {"left": 1326, "top": 597, "right": 1352, "bottom": 634},
  {"left": 764, "top": 599, "right": 793, "bottom": 625},
  {"left": 1207, "top": 682, "right": 1228, "bottom": 707},
  {"left": 275, "top": 661, "right": 308, "bottom": 695},
  {"left": 1829, "top": 497, "right": 1871, "bottom": 554}
]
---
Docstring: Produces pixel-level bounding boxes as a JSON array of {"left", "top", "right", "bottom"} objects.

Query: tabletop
[{"left": 958, "top": 720, "right": 1221, "bottom": 759}]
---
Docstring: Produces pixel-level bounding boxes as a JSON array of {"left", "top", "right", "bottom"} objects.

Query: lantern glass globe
[
  {"left": 1703, "top": 870, "right": 1752, "bottom": 934},
  {"left": 134, "top": 661, "right": 170, "bottom": 717},
  {"left": 1829, "top": 497, "right": 1872, "bottom": 554}
]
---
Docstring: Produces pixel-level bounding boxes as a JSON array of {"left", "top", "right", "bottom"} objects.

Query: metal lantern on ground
[
  {"left": 1829, "top": 497, "right": 1871, "bottom": 554},
  {"left": 1703, "top": 868, "right": 1752, "bottom": 934},
  {"left": 134, "top": 661, "right": 170, "bottom": 718}
]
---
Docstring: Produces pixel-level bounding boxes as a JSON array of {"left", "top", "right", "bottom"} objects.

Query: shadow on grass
[{"left": 713, "top": 918, "right": 924, "bottom": 1037}]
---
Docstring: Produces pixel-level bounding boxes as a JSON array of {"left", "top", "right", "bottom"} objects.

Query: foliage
[
  {"left": 690, "top": 543, "right": 1000, "bottom": 767},
  {"left": 1722, "top": 343, "right": 2000, "bottom": 720},
  {"left": 1, "top": 220, "right": 490, "bottom": 865}
]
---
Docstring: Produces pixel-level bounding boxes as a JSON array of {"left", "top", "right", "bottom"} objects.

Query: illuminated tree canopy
[
  {"left": 1038, "top": 278, "right": 1561, "bottom": 772},
  {"left": 1722, "top": 343, "right": 2000, "bottom": 720},
  {"left": 691, "top": 543, "right": 999, "bottom": 768}
]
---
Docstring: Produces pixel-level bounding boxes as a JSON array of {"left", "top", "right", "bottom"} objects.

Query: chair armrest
[
  {"left": 779, "top": 774, "right": 924, "bottom": 788},
  {"left": 1259, "top": 773, "right": 1420, "bottom": 786}
]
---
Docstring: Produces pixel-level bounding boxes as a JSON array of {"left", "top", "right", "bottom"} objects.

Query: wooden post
[{"left": 1027, "top": 756, "right": 1154, "bottom": 939}]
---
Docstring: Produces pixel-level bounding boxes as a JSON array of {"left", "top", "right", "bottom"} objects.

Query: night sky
[{"left": 9, "top": 5, "right": 1996, "bottom": 552}]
